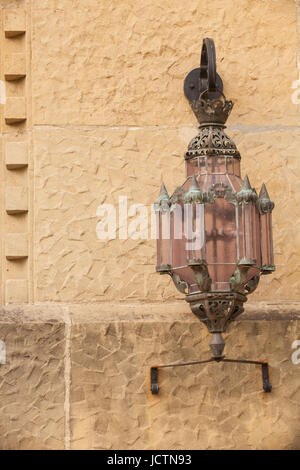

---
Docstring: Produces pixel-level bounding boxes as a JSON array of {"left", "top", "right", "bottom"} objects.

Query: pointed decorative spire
[
  {"left": 154, "top": 182, "right": 170, "bottom": 210},
  {"left": 190, "top": 175, "right": 201, "bottom": 192},
  {"left": 158, "top": 182, "right": 169, "bottom": 201},
  {"left": 237, "top": 174, "right": 257, "bottom": 204},
  {"left": 184, "top": 175, "right": 203, "bottom": 203},
  {"left": 259, "top": 183, "right": 269, "bottom": 199},
  {"left": 241, "top": 174, "right": 251, "bottom": 191},
  {"left": 258, "top": 183, "right": 274, "bottom": 213}
]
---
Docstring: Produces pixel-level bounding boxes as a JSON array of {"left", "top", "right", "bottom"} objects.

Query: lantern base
[
  {"left": 209, "top": 333, "right": 225, "bottom": 358},
  {"left": 186, "top": 291, "right": 247, "bottom": 333}
]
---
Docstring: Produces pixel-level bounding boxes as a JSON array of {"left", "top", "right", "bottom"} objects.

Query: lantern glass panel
[
  {"left": 237, "top": 205, "right": 244, "bottom": 260},
  {"left": 261, "top": 212, "right": 274, "bottom": 267},
  {"left": 267, "top": 213, "right": 274, "bottom": 266},
  {"left": 205, "top": 198, "right": 237, "bottom": 291},
  {"left": 199, "top": 157, "right": 206, "bottom": 174},
  {"left": 226, "top": 157, "right": 234, "bottom": 174},
  {"left": 156, "top": 210, "right": 161, "bottom": 267},
  {"left": 159, "top": 209, "right": 171, "bottom": 267},
  {"left": 206, "top": 156, "right": 226, "bottom": 175},
  {"left": 186, "top": 158, "right": 198, "bottom": 177},
  {"left": 230, "top": 176, "right": 242, "bottom": 192},
  {"left": 242, "top": 203, "right": 255, "bottom": 261},
  {"left": 255, "top": 208, "right": 262, "bottom": 267},
  {"left": 184, "top": 203, "right": 205, "bottom": 261},
  {"left": 173, "top": 267, "right": 196, "bottom": 287},
  {"left": 171, "top": 202, "right": 186, "bottom": 269},
  {"left": 233, "top": 158, "right": 241, "bottom": 177}
]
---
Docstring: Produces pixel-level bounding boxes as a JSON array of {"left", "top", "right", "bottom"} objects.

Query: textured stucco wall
[
  {"left": 0, "top": 0, "right": 299, "bottom": 302},
  {"left": 0, "top": 0, "right": 299, "bottom": 450},
  {"left": 0, "top": 303, "right": 299, "bottom": 450}
]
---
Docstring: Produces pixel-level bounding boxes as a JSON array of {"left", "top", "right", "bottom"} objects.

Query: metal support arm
[
  {"left": 184, "top": 38, "right": 223, "bottom": 103},
  {"left": 150, "top": 357, "right": 272, "bottom": 395}
]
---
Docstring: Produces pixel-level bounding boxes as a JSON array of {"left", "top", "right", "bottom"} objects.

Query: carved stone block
[
  {"left": 5, "top": 186, "right": 28, "bottom": 214},
  {"left": 5, "top": 233, "right": 28, "bottom": 260},
  {"left": 4, "top": 53, "right": 26, "bottom": 81},
  {"left": 4, "top": 9, "right": 26, "bottom": 37},
  {"left": 5, "top": 98, "right": 26, "bottom": 124},
  {"left": 5, "top": 142, "right": 28, "bottom": 169}
]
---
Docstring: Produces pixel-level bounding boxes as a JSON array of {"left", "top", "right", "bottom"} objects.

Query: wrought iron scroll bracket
[{"left": 150, "top": 357, "right": 272, "bottom": 395}]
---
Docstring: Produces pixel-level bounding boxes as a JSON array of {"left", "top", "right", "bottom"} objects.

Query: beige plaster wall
[
  {"left": 0, "top": 304, "right": 299, "bottom": 450},
  {"left": 0, "top": 0, "right": 299, "bottom": 450}
]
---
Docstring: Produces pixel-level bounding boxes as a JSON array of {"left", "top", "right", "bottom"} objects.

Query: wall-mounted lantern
[{"left": 151, "top": 38, "right": 274, "bottom": 395}]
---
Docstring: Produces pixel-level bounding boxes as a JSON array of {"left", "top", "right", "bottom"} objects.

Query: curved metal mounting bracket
[
  {"left": 187, "top": 258, "right": 212, "bottom": 292},
  {"left": 230, "top": 260, "right": 256, "bottom": 293},
  {"left": 150, "top": 358, "right": 272, "bottom": 395},
  {"left": 184, "top": 38, "right": 223, "bottom": 103},
  {"left": 157, "top": 266, "right": 188, "bottom": 294}
]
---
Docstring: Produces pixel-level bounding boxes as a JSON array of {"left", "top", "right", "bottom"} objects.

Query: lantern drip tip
[{"left": 209, "top": 333, "right": 225, "bottom": 358}]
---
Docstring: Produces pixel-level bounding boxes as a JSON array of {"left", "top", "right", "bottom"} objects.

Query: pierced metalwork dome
[{"left": 184, "top": 126, "right": 240, "bottom": 159}]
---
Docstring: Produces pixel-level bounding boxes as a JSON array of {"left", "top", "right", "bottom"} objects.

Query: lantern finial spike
[
  {"left": 258, "top": 182, "right": 274, "bottom": 213},
  {"left": 184, "top": 175, "right": 203, "bottom": 203},
  {"left": 241, "top": 174, "right": 252, "bottom": 191},
  {"left": 155, "top": 182, "right": 170, "bottom": 209},
  {"left": 259, "top": 182, "right": 269, "bottom": 199},
  {"left": 157, "top": 182, "right": 170, "bottom": 201},
  {"left": 189, "top": 174, "right": 201, "bottom": 191},
  {"left": 237, "top": 175, "right": 257, "bottom": 204}
]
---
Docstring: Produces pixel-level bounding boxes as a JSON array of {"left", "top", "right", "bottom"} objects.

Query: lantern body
[
  {"left": 155, "top": 37, "right": 275, "bottom": 357},
  {"left": 155, "top": 125, "right": 275, "bottom": 334}
]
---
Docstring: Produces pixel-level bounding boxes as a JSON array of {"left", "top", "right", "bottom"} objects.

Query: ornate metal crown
[{"left": 190, "top": 94, "right": 234, "bottom": 125}]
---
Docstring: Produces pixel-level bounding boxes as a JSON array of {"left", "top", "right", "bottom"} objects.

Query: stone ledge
[{"left": 0, "top": 301, "right": 299, "bottom": 323}]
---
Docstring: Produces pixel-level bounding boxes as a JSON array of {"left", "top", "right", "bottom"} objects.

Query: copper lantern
[{"left": 155, "top": 39, "right": 275, "bottom": 360}]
